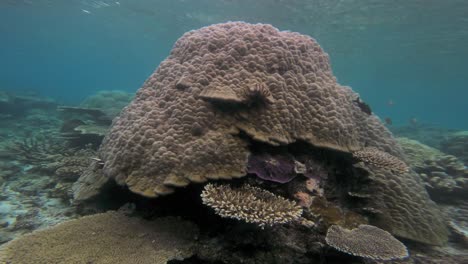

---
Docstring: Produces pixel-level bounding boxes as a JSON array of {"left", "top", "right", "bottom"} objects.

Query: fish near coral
[{"left": 73, "top": 22, "right": 447, "bottom": 246}]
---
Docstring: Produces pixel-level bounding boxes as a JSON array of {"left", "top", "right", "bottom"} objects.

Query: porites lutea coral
[{"left": 73, "top": 22, "right": 448, "bottom": 246}]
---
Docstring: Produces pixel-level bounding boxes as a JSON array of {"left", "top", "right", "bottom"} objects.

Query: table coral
[
  {"left": 325, "top": 224, "right": 408, "bottom": 261},
  {"left": 0, "top": 212, "right": 198, "bottom": 264},
  {"left": 201, "top": 183, "right": 302, "bottom": 228},
  {"left": 73, "top": 22, "right": 448, "bottom": 246}
]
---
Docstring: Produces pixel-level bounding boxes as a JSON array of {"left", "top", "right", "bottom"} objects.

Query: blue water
[{"left": 1, "top": 0, "right": 468, "bottom": 128}]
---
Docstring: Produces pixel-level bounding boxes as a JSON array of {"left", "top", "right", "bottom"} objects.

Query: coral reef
[
  {"left": 0, "top": 91, "right": 57, "bottom": 118},
  {"left": 58, "top": 106, "right": 111, "bottom": 148},
  {"left": 0, "top": 211, "right": 198, "bottom": 264},
  {"left": 308, "top": 196, "right": 368, "bottom": 232},
  {"left": 201, "top": 183, "right": 302, "bottom": 228},
  {"left": 352, "top": 147, "right": 409, "bottom": 174},
  {"left": 440, "top": 131, "right": 468, "bottom": 164},
  {"left": 0, "top": 107, "right": 95, "bottom": 244},
  {"left": 57, "top": 91, "right": 133, "bottom": 149},
  {"left": 73, "top": 21, "right": 447, "bottom": 246},
  {"left": 80, "top": 90, "right": 134, "bottom": 119},
  {"left": 81, "top": 21, "right": 405, "bottom": 198},
  {"left": 441, "top": 202, "right": 468, "bottom": 248},
  {"left": 3, "top": 131, "right": 67, "bottom": 164},
  {"left": 398, "top": 137, "right": 467, "bottom": 201},
  {"left": 358, "top": 165, "right": 447, "bottom": 245},
  {"left": 0, "top": 167, "right": 77, "bottom": 244},
  {"left": 325, "top": 224, "right": 408, "bottom": 261},
  {"left": 247, "top": 153, "right": 297, "bottom": 183},
  {"left": 390, "top": 123, "right": 457, "bottom": 149}
]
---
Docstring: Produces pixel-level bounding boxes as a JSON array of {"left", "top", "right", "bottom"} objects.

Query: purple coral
[{"left": 247, "top": 153, "right": 297, "bottom": 183}]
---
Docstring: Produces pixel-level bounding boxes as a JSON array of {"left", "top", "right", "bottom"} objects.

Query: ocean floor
[{"left": 0, "top": 90, "right": 467, "bottom": 263}]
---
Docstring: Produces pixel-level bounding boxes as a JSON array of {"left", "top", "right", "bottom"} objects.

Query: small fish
[
  {"left": 115, "top": 1, "right": 120, "bottom": 5},
  {"left": 82, "top": 9, "right": 91, "bottom": 14},
  {"left": 384, "top": 117, "right": 392, "bottom": 125},
  {"left": 387, "top": 99, "right": 394, "bottom": 106},
  {"left": 409, "top": 117, "right": 418, "bottom": 126}
]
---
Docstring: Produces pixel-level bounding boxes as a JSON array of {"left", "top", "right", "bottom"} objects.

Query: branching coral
[
  {"left": 352, "top": 147, "right": 409, "bottom": 174},
  {"left": 4, "top": 132, "right": 66, "bottom": 163},
  {"left": 201, "top": 183, "right": 303, "bottom": 228},
  {"left": 73, "top": 22, "right": 448, "bottom": 246},
  {"left": 325, "top": 224, "right": 408, "bottom": 261}
]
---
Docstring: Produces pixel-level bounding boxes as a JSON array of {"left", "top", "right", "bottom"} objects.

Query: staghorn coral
[
  {"left": 74, "top": 22, "right": 447, "bottom": 245},
  {"left": 201, "top": 183, "right": 303, "bottom": 228},
  {"left": 352, "top": 147, "right": 409, "bottom": 174},
  {"left": 4, "top": 131, "right": 66, "bottom": 163},
  {"left": 0, "top": 211, "right": 198, "bottom": 264},
  {"left": 325, "top": 224, "right": 408, "bottom": 261}
]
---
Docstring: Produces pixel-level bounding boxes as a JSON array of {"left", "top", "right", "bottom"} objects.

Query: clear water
[
  {"left": 1, "top": 1, "right": 467, "bottom": 263},
  {"left": 1, "top": 0, "right": 468, "bottom": 128}
]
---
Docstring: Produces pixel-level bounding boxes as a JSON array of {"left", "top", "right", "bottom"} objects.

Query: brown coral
[
  {"left": 86, "top": 22, "right": 402, "bottom": 199},
  {"left": 398, "top": 137, "right": 467, "bottom": 199},
  {"left": 352, "top": 147, "right": 409, "bottom": 174},
  {"left": 74, "top": 22, "right": 447, "bottom": 245},
  {"left": 201, "top": 183, "right": 302, "bottom": 228},
  {"left": 325, "top": 224, "right": 408, "bottom": 261},
  {"left": 0, "top": 212, "right": 198, "bottom": 264}
]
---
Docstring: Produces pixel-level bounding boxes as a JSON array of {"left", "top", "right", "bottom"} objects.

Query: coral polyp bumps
[
  {"left": 72, "top": 21, "right": 447, "bottom": 248},
  {"left": 201, "top": 184, "right": 303, "bottom": 228}
]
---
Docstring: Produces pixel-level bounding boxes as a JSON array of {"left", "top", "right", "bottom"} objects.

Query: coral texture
[
  {"left": 88, "top": 21, "right": 400, "bottom": 198},
  {"left": 201, "top": 183, "right": 302, "bottom": 227},
  {"left": 352, "top": 147, "right": 409, "bottom": 174},
  {"left": 74, "top": 22, "right": 447, "bottom": 245},
  {"left": 247, "top": 153, "right": 297, "bottom": 183},
  {"left": 0, "top": 212, "right": 198, "bottom": 264},
  {"left": 80, "top": 90, "right": 134, "bottom": 119},
  {"left": 325, "top": 224, "right": 408, "bottom": 260},
  {"left": 398, "top": 137, "right": 467, "bottom": 199},
  {"left": 441, "top": 131, "right": 468, "bottom": 164},
  {"left": 360, "top": 165, "right": 448, "bottom": 245}
]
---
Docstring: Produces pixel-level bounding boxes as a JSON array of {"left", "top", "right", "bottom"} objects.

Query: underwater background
[
  {"left": 1, "top": 0, "right": 468, "bottom": 128},
  {"left": 1, "top": 1, "right": 468, "bottom": 264}
]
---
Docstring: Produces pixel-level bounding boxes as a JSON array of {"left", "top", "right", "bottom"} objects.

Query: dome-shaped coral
[{"left": 73, "top": 22, "right": 448, "bottom": 246}]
